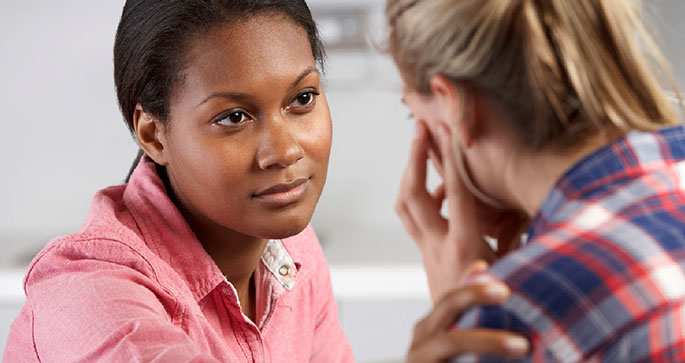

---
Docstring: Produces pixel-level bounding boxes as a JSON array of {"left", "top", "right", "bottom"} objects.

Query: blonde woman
[{"left": 387, "top": 0, "right": 685, "bottom": 362}]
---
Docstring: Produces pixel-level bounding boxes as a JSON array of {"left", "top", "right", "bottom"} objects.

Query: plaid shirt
[{"left": 457, "top": 126, "right": 685, "bottom": 363}]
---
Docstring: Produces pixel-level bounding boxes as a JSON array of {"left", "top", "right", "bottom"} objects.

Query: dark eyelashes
[
  {"left": 212, "top": 108, "right": 251, "bottom": 125},
  {"left": 290, "top": 89, "right": 319, "bottom": 109},
  {"left": 295, "top": 89, "right": 320, "bottom": 101},
  {"left": 211, "top": 89, "right": 320, "bottom": 125}
]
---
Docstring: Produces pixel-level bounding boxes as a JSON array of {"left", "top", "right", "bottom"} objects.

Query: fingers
[
  {"left": 433, "top": 123, "right": 477, "bottom": 234},
  {"left": 405, "top": 120, "right": 429, "bottom": 197},
  {"left": 463, "top": 260, "right": 489, "bottom": 279},
  {"left": 408, "top": 329, "right": 530, "bottom": 362},
  {"left": 416, "top": 283, "right": 511, "bottom": 336},
  {"left": 396, "top": 121, "right": 448, "bottom": 240},
  {"left": 408, "top": 282, "right": 529, "bottom": 363},
  {"left": 427, "top": 143, "right": 444, "bottom": 178},
  {"left": 396, "top": 121, "right": 430, "bottom": 239},
  {"left": 431, "top": 183, "right": 446, "bottom": 206},
  {"left": 395, "top": 199, "right": 422, "bottom": 240}
]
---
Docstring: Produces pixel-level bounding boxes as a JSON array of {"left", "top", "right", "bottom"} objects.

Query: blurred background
[{"left": 1, "top": 1, "right": 683, "bottom": 361}]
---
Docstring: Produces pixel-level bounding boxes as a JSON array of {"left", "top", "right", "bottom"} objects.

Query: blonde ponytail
[{"left": 386, "top": 0, "right": 683, "bottom": 150}]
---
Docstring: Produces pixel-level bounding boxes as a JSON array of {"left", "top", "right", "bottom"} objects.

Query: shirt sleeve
[
  {"left": 22, "top": 239, "right": 221, "bottom": 363},
  {"left": 304, "top": 227, "right": 355, "bottom": 363}
]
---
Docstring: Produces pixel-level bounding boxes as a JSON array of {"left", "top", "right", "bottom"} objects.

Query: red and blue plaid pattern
[{"left": 456, "top": 126, "right": 685, "bottom": 363}]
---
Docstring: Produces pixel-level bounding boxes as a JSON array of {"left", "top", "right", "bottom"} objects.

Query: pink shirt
[{"left": 4, "top": 157, "right": 354, "bottom": 362}]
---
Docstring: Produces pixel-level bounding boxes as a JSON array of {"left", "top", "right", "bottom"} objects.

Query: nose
[{"left": 256, "top": 119, "right": 305, "bottom": 170}]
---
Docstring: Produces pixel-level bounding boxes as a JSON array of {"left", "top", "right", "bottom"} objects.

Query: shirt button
[{"left": 278, "top": 265, "right": 290, "bottom": 276}]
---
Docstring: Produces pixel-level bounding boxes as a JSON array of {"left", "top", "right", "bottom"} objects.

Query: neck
[
  {"left": 183, "top": 208, "right": 267, "bottom": 322},
  {"left": 198, "top": 225, "right": 267, "bottom": 323},
  {"left": 198, "top": 226, "right": 268, "bottom": 291},
  {"left": 503, "top": 131, "right": 617, "bottom": 217},
  {"left": 160, "top": 166, "right": 266, "bottom": 321}
]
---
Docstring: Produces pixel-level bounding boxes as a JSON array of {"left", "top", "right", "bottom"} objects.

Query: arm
[{"left": 24, "top": 239, "right": 220, "bottom": 363}]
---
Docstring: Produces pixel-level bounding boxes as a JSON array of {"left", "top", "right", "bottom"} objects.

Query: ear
[
  {"left": 428, "top": 75, "right": 478, "bottom": 149},
  {"left": 133, "top": 104, "right": 170, "bottom": 166}
]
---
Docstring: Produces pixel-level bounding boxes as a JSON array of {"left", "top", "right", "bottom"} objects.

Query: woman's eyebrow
[
  {"left": 197, "top": 91, "right": 251, "bottom": 107},
  {"left": 287, "top": 66, "right": 319, "bottom": 92},
  {"left": 196, "top": 67, "right": 319, "bottom": 108}
]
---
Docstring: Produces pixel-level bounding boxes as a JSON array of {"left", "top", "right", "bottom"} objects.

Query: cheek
[
  {"left": 300, "top": 101, "right": 333, "bottom": 164},
  {"left": 167, "top": 130, "right": 254, "bottom": 204},
  {"left": 307, "top": 111, "right": 333, "bottom": 168}
]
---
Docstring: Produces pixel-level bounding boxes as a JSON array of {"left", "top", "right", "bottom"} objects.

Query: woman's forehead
[{"left": 183, "top": 15, "right": 315, "bottom": 85}]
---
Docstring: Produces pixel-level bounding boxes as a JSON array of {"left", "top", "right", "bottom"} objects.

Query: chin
[
  {"left": 253, "top": 213, "right": 313, "bottom": 240},
  {"left": 257, "top": 223, "right": 308, "bottom": 240}
]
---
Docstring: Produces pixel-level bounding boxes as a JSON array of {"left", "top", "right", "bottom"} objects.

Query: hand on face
[
  {"left": 406, "top": 261, "right": 530, "bottom": 362},
  {"left": 395, "top": 118, "right": 527, "bottom": 302},
  {"left": 424, "top": 120, "right": 529, "bottom": 257}
]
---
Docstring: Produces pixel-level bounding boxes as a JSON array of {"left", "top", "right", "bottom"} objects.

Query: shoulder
[
  {"left": 22, "top": 233, "right": 165, "bottom": 312},
  {"left": 81, "top": 183, "right": 144, "bottom": 241},
  {"left": 24, "top": 184, "right": 161, "bottom": 296},
  {"left": 489, "top": 232, "right": 632, "bottom": 331},
  {"left": 458, "top": 239, "right": 610, "bottom": 361},
  {"left": 473, "top": 224, "right": 685, "bottom": 360},
  {"left": 27, "top": 233, "right": 156, "bottom": 280}
]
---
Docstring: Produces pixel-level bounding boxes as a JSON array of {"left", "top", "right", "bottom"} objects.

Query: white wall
[
  {"left": 651, "top": 0, "right": 685, "bottom": 89},
  {"left": 0, "top": 1, "right": 138, "bottom": 265}
]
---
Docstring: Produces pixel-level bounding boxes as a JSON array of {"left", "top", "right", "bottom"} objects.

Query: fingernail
[
  {"left": 485, "top": 283, "right": 510, "bottom": 300},
  {"left": 504, "top": 336, "right": 529, "bottom": 355},
  {"left": 468, "top": 273, "right": 496, "bottom": 285}
]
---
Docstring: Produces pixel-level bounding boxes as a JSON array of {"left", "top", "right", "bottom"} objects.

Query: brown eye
[
  {"left": 214, "top": 109, "right": 253, "bottom": 126},
  {"left": 290, "top": 90, "right": 319, "bottom": 109},
  {"left": 296, "top": 93, "right": 313, "bottom": 106},
  {"left": 228, "top": 111, "right": 246, "bottom": 124}
]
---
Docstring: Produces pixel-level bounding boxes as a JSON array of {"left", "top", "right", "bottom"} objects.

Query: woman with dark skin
[
  {"left": 5, "top": 1, "right": 351, "bottom": 361},
  {"left": 135, "top": 11, "right": 329, "bottom": 324}
]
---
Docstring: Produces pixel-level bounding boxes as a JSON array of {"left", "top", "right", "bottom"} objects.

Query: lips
[{"left": 253, "top": 178, "right": 309, "bottom": 206}]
